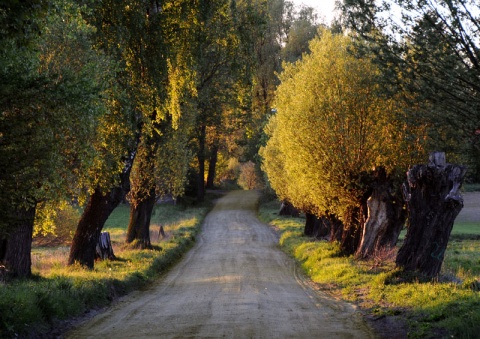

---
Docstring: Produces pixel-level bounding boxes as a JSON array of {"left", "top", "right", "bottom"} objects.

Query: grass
[
  {"left": 0, "top": 199, "right": 211, "bottom": 338},
  {"left": 258, "top": 199, "right": 480, "bottom": 338}
]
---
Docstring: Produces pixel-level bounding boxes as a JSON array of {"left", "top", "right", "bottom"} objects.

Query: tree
[
  {"left": 261, "top": 30, "right": 426, "bottom": 255},
  {"left": 191, "top": 0, "right": 248, "bottom": 201},
  {"left": 68, "top": 0, "right": 151, "bottom": 267},
  {"left": 1, "top": 0, "right": 113, "bottom": 277},
  {"left": 238, "top": 161, "right": 262, "bottom": 190},
  {"left": 124, "top": 2, "right": 199, "bottom": 248},
  {"left": 281, "top": 5, "right": 319, "bottom": 63},
  {"left": 341, "top": 0, "right": 480, "bottom": 181},
  {"left": 396, "top": 152, "right": 466, "bottom": 277}
]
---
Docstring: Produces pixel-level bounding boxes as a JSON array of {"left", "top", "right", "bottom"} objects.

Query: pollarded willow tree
[{"left": 261, "top": 30, "right": 426, "bottom": 256}]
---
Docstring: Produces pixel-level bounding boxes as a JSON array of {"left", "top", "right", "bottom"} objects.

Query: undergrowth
[{"left": 258, "top": 199, "right": 480, "bottom": 338}]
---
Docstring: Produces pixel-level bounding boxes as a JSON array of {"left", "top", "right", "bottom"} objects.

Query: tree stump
[
  {"left": 396, "top": 152, "right": 466, "bottom": 278},
  {"left": 95, "top": 232, "right": 115, "bottom": 260},
  {"left": 278, "top": 200, "right": 300, "bottom": 217}
]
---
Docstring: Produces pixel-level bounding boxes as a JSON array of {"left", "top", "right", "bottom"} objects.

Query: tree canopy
[
  {"left": 341, "top": 0, "right": 480, "bottom": 180},
  {"left": 261, "top": 30, "right": 426, "bottom": 252}
]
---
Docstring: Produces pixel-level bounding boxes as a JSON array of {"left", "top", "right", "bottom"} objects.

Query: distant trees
[
  {"left": 238, "top": 161, "right": 262, "bottom": 190},
  {"left": 261, "top": 30, "right": 426, "bottom": 256},
  {"left": 341, "top": 0, "right": 480, "bottom": 181}
]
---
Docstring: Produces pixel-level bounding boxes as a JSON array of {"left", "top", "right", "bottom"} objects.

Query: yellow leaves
[
  {"left": 262, "top": 29, "right": 426, "bottom": 217},
  {"left": 166, "top": 57, "right": 197, "bottom": 130}
]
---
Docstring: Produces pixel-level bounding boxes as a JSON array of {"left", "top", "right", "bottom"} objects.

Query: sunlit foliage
[{"left": 261, "top": 30, "right": 426, "bottom": 220}]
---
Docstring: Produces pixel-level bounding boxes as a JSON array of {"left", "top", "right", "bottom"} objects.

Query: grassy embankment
[
  {"left": 0, "top": 199, "right": 211, "bottom": 338},
  {"left": 259, "top": 197, "right": 480, "bottom": 338}
]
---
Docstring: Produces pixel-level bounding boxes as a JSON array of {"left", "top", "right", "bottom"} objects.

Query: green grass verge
[
  {"left": 258, "top": 199, "right": 480, "bottom": 338},
  {"left": 0, "top": 200, "right": 211, "bottom": 338}
]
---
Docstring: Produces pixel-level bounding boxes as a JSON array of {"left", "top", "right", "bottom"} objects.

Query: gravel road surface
[{"left": 67, "top": 190, "right": 375, "bottom": 338}]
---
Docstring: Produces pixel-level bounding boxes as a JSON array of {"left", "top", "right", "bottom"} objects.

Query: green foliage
[
  {"left": 0, "top": 0, "right": 116, "bottom": 235},
  {"left": 259, "top": 200, "right": 480, "bottom": 338},
  {"left": 342, "top": 0, "right": 480, "bottom": 181},
  {"left": 33, "top": 201, "right": 80, "bottom": 240},
  {"left": 261, "top": 29, "right": 426, "bottom": 220},
  {"left": 281, "top": 5, "right": 319, "bottom": 63}
]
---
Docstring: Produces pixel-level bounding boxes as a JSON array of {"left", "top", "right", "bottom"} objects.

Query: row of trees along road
[
  {"left": 1, "top": 0, "right": 322, "bottom": 277},
  {"left": 262, "top": 0, "right": 478, "bottom": 278},
  {"left": 261, "top": 30, "right": 427, "bottom": 258}
]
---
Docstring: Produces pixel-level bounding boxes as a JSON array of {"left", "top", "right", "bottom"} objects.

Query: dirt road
[{"left": 67, "top": 190, "right": 375, "bottom": 338}]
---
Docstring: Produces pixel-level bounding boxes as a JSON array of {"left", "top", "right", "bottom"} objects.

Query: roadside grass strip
[
  {"left": 258, "top": 199, "right": 480, "bottom": 338},
  {"left": 0, "top": 202, "right": 209, "bottom": 338}
]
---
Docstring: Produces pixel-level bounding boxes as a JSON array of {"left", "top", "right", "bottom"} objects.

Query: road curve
[{"left": 67, "top": 190, "right": 375, "bottom": 338}]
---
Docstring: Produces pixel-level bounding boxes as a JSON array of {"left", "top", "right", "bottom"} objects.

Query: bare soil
[{"left": 66, "top": 191, "right": 375, "bottom": 338}]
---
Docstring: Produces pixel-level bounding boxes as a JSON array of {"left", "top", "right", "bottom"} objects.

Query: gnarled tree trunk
[
  {"left": 356, "top": 168, "right": 406, "bottom": 259},
  {"left": 329, "top": 214, "right": 344, "bottom": 243},
  {"left": 68, "top": 185, "right": 126, "bottom": 268},
  {"left": 68, "top": 151, "right": 134, "bottom": 268},
  {"left": 396, "top": 152, "right": 466, "bottom": 278},
  {"left": 125, "top": 191, "right": 156, "bottom": 249},
  {"left": 1, "top": 206, "right": 36, "bottom": 278}
]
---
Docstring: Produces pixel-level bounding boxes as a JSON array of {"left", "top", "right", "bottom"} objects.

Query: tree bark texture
[
  {"left": 1, "top": 206, "right": 36, "bottom": 278},
  {"left": 95, "top": 232, "right": 115, "bottom": 260},
  {"left": 206, "top": 144, "right": 218, "bottom": 189},
  {"left": 356, "top": 169, "right": 406, "bottom": 259},
  {"left": 396, "top": 152, "right": 466, "bottom": 278},
  {"left": 125, "top": 191, "right": 155, "bottom": 249},
  {"left": 68, "top": 185, "right": 126, "bottom": 268}
]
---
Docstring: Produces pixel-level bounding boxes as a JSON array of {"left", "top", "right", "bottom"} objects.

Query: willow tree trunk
[
  {"left": 68, "top": 150, "right": 134, "bottom": 268},
  {"left": 68, "top": 185, "right": 126, "bottom": 268},
  {"left": 356, "top": 168, "right": 405, "bottom": 259},
  {"left": 206, "top": 144, "right": 218, "bottom": 189},
  {"left": 125, "top": 191, "right": 156, "bottom": 249},
  {"left": 340, "top": 205, "right": 366, "bottom": 256},
  {"left": 125, "top": 125, "right": 160, "bottom": 248},
  {"left": 396, "top": 152, "right": 466, "bottom": 278},
  {"left": 1, "top": 206, "right": 36, "bottom": 278},
  {"left": 329, "top": 214, "right": 344, "bottom": 243},
  {"left": 304, "top": 213, "right": 332, "bottom": 239}
]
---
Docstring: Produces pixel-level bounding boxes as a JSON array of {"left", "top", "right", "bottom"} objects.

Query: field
[{"left": 258, "top": 192, "right": 480, "bottom": 338}]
